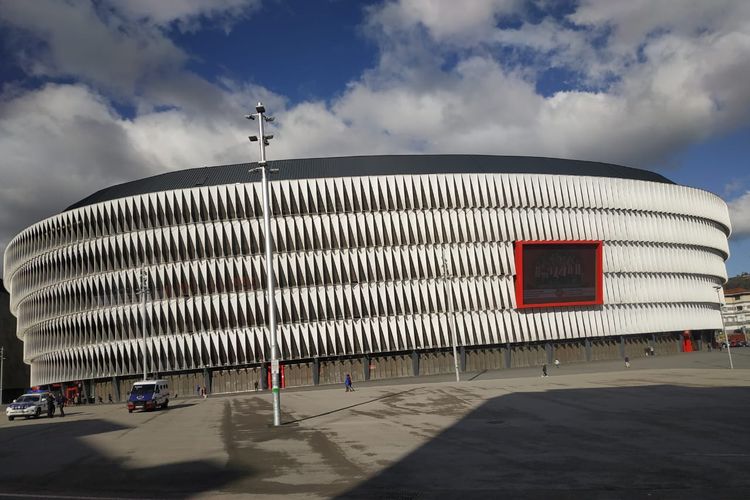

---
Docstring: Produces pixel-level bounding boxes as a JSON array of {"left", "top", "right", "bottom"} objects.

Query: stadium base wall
[
  {"left": 83, "top": 332, "right": 682, "bottom": 395},
  {"left": 88, "top": 332, "right": 711, "bottom": 402}
]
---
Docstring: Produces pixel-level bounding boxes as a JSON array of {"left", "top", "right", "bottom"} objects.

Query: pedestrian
[
  {"left": 108, "top": 393, "right": 113, "bottom": 403},
  {"left": 56, "top": 393, "right": 66, "bottom": 417},
  {"left": 344, "top": 374, "right": 354, "bottom": 392},
  {"left": 542, "top": 364, "right": 548, "bottom": 377},
  {"left": 254, "top": 381, "right": 259, "bottom": 392},
  {"left": 98, "top": 396, "right": 103, "bottom": 404},
  {"left": 202, "top": 386, "right": 208, "bottom": 399},
  {"left": 554, "top": 359, "right": 560, "bottom": 368},
  {"left": 46, "top": 393, "right": 55, "bottom": 418},
  {"left": 196, "top": 384, "right": 201, "bottom": 397},
  {"left": 625, "top": 356, "right": 630, "bottom": 368}
]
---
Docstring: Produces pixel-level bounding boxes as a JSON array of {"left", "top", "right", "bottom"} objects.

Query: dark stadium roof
[{"left": 65, "top": 155, "right": 674, "bottom": 211}]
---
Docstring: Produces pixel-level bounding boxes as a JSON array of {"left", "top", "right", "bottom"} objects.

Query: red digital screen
[{"left": 515, "top": 241, "right": 603, "bottom": 309}]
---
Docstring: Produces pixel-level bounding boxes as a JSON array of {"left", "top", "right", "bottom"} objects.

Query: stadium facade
[{"left": 2, "top": 155, "right": 731, "bottom": 399}]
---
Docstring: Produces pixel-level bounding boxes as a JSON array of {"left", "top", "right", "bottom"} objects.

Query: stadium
[{"left": 2, "top": 155, "right": 731, "bottom": 400}]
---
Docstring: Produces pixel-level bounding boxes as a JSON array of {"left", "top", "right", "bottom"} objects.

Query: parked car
[{"left": 6, "top": 392, "right": 52, "bottom": 420}]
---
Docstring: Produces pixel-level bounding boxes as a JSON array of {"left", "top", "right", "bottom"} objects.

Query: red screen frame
[{"left": 514, "top": 240, "right": 603, "bottom": 309}]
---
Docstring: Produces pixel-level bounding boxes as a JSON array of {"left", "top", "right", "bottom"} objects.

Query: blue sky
[{"left": 0, "top": 0, "right": 749, "bottom": 277}]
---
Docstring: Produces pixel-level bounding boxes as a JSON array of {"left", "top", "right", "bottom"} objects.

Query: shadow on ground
[
  {"left": 339, "top": 384, "right": 750, "bottom": 500},
  {"left": 0, "top": 418, "right": 242, "bottom": 498}
]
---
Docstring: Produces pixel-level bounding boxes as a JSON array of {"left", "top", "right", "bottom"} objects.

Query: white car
[{"left": 6, "top": 393, "right": 52, "bottom": 420}]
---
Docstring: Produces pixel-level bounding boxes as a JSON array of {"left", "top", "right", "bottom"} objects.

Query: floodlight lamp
[
  {"left": 256, "top": 103, "right": 266, "bottom": 113},
  {"left": 264, "top": 116, "right": 275, "bottom": 122},
  {"left": 264, "top": 134, "right": 274, "bottom": 140},
  {"left": 248, "top": 135, "right": 258, "bottom": 142},
  {"left": 245, "top": 114, "right": 255, "bottom": 120}
]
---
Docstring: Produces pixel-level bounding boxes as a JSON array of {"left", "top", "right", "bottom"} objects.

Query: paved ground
[{"left": 1, "top": 349, "right": 749, "bottom": 499}]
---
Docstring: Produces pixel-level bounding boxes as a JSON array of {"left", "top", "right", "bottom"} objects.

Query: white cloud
[
  {"left": 0, "top": 0, "right": 187, "bottom": 97},
  {"left": 729, "top": 191, "right": 750, "bottom": 238},
  {"left": 0, "top": 84, "right": 144, "bottom": 251},
  {"left": 108, "top": 0, "right": 261, "bottom": 30},
  {"left": 367, "top": 0, "right": 520, "bottom": 44}
]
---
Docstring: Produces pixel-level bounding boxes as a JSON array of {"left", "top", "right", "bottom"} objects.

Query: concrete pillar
[
  {"left": 546, "top": 343, "right": 554, "bottom": 363},
  {"left": 112, "top": 376, "right": 120, "bottom": 402},
  {"left": 678, "top": 333, "right": 684, "bottom": 352},
  {"left": 585, "top": 339, "right": 592, "bottom": 362},
  {"left": 203, "top": 367, "right": 212, "bottom": 394},
  {"left": 364, "top": 355, "right": 371, "bottom": 381},
  {"left": 620, "top": 336, "right": 626, "bottom": 358},
  {"left": 411, "top": 350, "right": 419, "bottom": 377},
  {"left": 260, "top": 363, "right": 269, "bottom": 390},
  {"left": 84, "top": 380, "right": 92, "bottom": 403},
  {"left": 504, "top": 343, "right": 511, "bottom": 368},
  {"left": 313, "top": 357, "right": 320, "bottom": 386},
  {"left": 459, "top": 346, "right": 467, "bottom": 372}
]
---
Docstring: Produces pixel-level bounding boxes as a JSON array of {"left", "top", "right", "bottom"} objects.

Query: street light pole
[
  {"left": 246, "top": 102, "right": 281, "bottom": 426},
  {"left": 715, "top": 286, "right": 734, "bottom": 370},
  {"left": 0, "top": 346, "right": 6, "bottom": 405},
  {"left": 440, "top": 253, "right": 461, "bottom": 382},
  {"left": 138, "top": 269, "right": 150, "bottom": 380}
]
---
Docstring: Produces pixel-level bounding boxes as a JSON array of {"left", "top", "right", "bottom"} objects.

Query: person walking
[
  {"left": 46, "top": 393, "right": 55, "bottom": 418},
  {"left": 624, "top": 356, "right": 631, "bottom": 368},
  {"left": 542, "top": 364, "right": 548, "bottom": 377},
  {"left": 201, "top": 386, "right": 208, "bottom": 399},
  {"left": 344, "top": 374, "right": 354, "bottom": 392},
  {"left": 56, "top": 393, "right": 67, "bottom": 417},
  {"left": 554, "top": 359, "right": 560, "bottom": 368}
]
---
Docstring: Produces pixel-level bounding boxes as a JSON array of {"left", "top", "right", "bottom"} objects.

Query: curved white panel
[{"left": 3, "top": 172, "right": 731, "bottom": 385}]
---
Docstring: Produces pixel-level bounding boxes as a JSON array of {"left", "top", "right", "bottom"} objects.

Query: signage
[{"left": 515, "top": 240, "right": 603, "bottom": 309}]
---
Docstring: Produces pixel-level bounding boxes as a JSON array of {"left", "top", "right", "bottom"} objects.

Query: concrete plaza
[{"left": 1, "top": 349, "right": 749, "bottom": 499}]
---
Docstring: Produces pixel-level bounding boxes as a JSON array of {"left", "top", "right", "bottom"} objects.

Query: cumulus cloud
[
  {"left": 0, "top": 84, "right": 144, "bottom": 255},
  {"left": 0, "top": 0, "right": 187, "bottom": 97},
  {"left": 2, "top": 0, "right": 750, "bottom": 273},
  {"left": 108, "top": 0, "right": 261, "bottom": 31},
  {"left": 728, "top": 191, "right": 750, "bottom": 238}
]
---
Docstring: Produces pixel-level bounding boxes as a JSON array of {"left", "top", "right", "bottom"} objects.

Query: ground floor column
[
  {"left": 112, "top": 376, "right": 120, "bottom": 402},
  {"left": 313, "top": 357, "right": 320, "bottom": 386}
]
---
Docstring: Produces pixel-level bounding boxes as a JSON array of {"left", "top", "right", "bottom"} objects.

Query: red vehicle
[{"left": 724, "top": 333, "right": 747, "bottom": 348}]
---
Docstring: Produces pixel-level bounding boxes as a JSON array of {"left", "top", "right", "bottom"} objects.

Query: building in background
[
  {"left": 719, "top": 288, "right": 750, "bottom": 345},
  {"left": 0, "top": 279, "right": 30, "bottom": 403},
  {"left": 2, "top": 155, "right": 731, "bottom": 400}
]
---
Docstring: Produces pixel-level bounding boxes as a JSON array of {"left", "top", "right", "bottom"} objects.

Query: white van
[{"left": 126, "top": 379, "right": 170, "bottom": 413}]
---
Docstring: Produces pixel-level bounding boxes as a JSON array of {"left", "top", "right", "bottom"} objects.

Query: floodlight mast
[
  {"left": 714, "top": 286, "right": 734, "bottom": 369},
  {"left": 246, "top": 102, "right": 281, "bottom": 426},
  {"left": 138, "top": 269, "right": 150, "bottom": 381},
  {"left": 440, "top": 253, "right": 461, "bottom": 382},
  {"left": 0, "top": 346, "right": 6, "bottom": 405}
]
